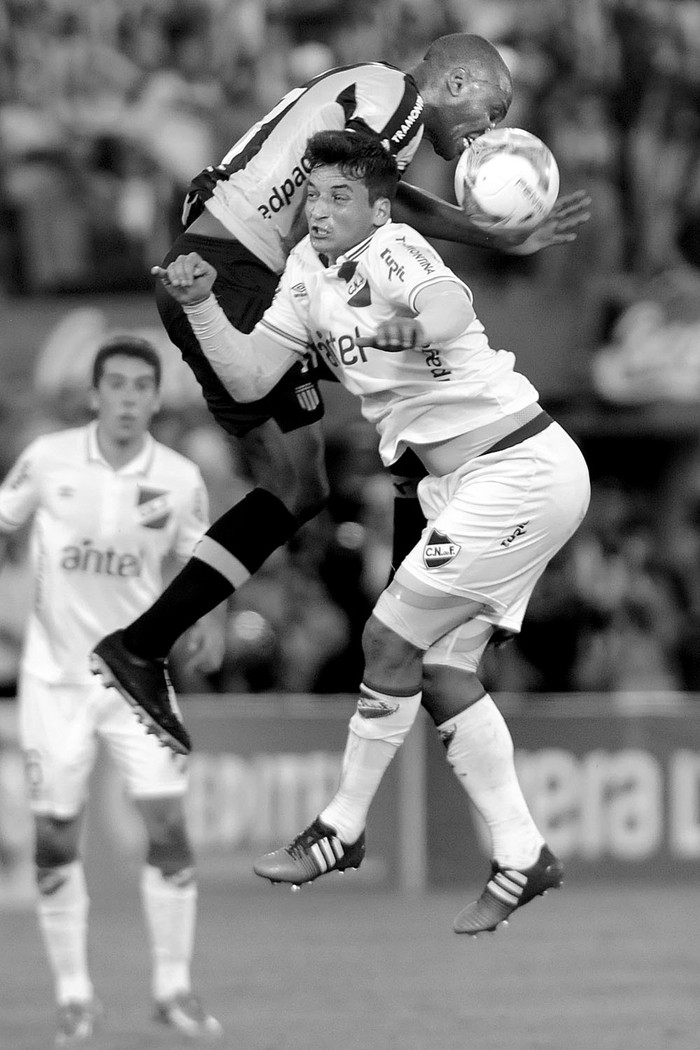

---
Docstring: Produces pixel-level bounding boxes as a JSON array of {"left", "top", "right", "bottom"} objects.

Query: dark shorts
[{"left": 156, "top": 232, "right": 326, "bottom": 436}]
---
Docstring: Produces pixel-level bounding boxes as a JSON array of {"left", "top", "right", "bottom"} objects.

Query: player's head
[
  {"left": 90, "top": 335, "right": 162, "bottom": 443},
  {"left": 409, "top": 34, "right": 512, "bottom": 160},
  {"left": 92, "top": 335, "right": 162, "bottom": 389},
  {"left": 303, "top": 130, "right": 398, "bottom": 264}
]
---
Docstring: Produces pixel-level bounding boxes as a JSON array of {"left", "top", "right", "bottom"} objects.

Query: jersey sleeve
[
  {"left": 370, "top": 227, "right": 471, "bottom": 313},
  {"left": 0, "top": 438, "right": 44, "bottom": 531},
  {"left": 173, "top": 466, "right": 210, "bottom": 562},
  {"left": 338, "top": 66, "right": 425, "bottom": 172},
  {"left": 257, "top": 252, "right": 313, "bottom": 353}
]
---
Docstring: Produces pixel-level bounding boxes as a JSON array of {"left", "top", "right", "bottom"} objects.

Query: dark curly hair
[{"left": 304, "top": 130, "right": 400, "bottom": 204}]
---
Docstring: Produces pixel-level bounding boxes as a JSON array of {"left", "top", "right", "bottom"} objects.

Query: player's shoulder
[
  {"left": 23, "top": 425, "right": 87, "bottom": 462},
  {"left": 354, "top": 60, "right": 413, "bottom": 84},
  {"left": 312, "top": 60, "right": 409, "bottom": 87},
  {"left": 368, "top": 221, "right": 443, "bottom": 268},
  {"left": 373, "top": 221, "right": 432, "bottom": 248}
]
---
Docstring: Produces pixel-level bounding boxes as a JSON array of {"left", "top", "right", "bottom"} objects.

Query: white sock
[
  {"left": 321, "top": 685, "right": 422, "bottom": 843},
  {"left": 440, "top": 694, "right": 544, "bottom": 868},
  {"left": 36, "top": 861, "right": 93, "bottom": 1006},
  {"left": 141, "top": 865, "right": 197, "bottom": 1002}
]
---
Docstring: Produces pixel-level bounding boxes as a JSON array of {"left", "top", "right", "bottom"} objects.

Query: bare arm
[{"left": 394, "top": 181, "right": 591, "bottom": 255}]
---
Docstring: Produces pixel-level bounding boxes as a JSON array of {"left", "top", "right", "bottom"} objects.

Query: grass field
[{"left": 1, "top": 877, "right": 698, "bottom": 1050}]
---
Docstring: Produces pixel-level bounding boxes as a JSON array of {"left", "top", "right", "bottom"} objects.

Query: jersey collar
[
  {"left": 86, "top": 421, "right": 155, "bottom": 475},
  {"left": 320, "top": 224, "right": 387, "bottom": 276}
]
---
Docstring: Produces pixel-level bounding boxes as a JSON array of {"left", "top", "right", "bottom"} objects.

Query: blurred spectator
[{"left": 591, "top": 211, "right": 700, "bottom": 404}]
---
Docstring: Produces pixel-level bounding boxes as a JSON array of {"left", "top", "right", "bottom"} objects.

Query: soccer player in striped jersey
[
  {"left": 0, "top": 338, "right": 223, "bottom": 1042},
  {"left": 146, "top": 130, "right": 591, "bottom": 934},
  {"left": 91, "top": 34, "right": 590, "bottom": 749}
]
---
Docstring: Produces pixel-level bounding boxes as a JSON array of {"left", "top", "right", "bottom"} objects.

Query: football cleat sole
[{"left": 90, "top": 652, "right": 190, "bottom": 756}]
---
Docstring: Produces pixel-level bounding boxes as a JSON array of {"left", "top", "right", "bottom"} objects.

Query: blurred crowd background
[{"left": 1, "top": 0, "right": 700, "bottom": 697}]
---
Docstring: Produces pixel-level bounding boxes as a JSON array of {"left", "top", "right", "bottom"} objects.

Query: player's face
[
  {"left": 91, "top": 355, "right": 161, "bottom": 444},
  {"left": 305, "top": 165, "right": 390, "bottom": 264},
  {"left": 426, "top": 75, "right": 512, "bottom": 159}
]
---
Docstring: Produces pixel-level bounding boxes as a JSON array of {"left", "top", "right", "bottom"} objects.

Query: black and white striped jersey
[{"left": 182, "top": 63, "right": 425, "bottom": 274}]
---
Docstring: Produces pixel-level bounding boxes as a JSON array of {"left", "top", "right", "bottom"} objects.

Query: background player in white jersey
[
  {"left": 91, "top": 35, "right": 590, "bottom": 746},
  {"left": 149, "top": 130, "right": 590, "bottom": 935},
  {"left": 0, "top": 337, "right": 223, "bottom": 1043}
]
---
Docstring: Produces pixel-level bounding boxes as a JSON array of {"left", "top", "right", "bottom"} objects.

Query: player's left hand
[
  {"left": 184, "top": 620, "right": 226, "bottom": 675},
  {"left": 356, "top": 319, "right": 428, "bottom": 351},
  {"left": 506, "top": 190, "right": 592, "bottom": 255}
]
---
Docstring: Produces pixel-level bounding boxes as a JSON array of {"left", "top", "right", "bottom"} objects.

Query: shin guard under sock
[{"left": 123, "top": 488, "right": 298, "bottom": 658}]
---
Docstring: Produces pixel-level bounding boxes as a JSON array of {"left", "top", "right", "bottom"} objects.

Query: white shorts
[
  {"left": 18, "top": 673, "right": 188, "bottom": 818},
  {"left": 377, "top": 422, "right": 590, "bottom": 648}
]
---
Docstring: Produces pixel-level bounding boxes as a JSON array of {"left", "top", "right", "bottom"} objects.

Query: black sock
[
  {"left": 123, "top": 488, "right": 298, "bottom": 659},
  {"left": 389, "top": 491, "right": 426, "bottom": 582}
]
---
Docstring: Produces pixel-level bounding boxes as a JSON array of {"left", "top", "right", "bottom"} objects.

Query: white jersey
[
  {"left": 0, "top": 423, "right": 208, "bottom": 685},
  {"left": 258, "top": 222, "right": 540, "bottom": 467},
  {"left": 183, "top": 63, "right": 424, "bottom": 274}
]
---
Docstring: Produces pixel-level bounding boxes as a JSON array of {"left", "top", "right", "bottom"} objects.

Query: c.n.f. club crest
[
  {"left": 136, "top": 486, "right": 171, "bottom": 529},
  {"left": 347, "top": 272, "right": 371, "bottom": 307},
  {"left": 338, "top": 259, "right": 371, "bottom": 307},
  {"left": 423, "top": 528, "right": 461, "bottom": 568}
]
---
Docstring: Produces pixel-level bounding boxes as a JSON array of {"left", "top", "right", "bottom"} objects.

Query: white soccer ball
[{"left": 454, "top": 128, "right": 560, "bottom": 232}]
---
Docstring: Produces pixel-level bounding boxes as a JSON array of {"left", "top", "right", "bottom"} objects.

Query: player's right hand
[{"left": 151, "top": 252, "right": 218, "bottom": 305}]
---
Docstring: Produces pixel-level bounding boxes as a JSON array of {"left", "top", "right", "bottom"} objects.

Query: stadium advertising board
[{"left": 2, "top": 695, "right": 700, "bottom": 907}]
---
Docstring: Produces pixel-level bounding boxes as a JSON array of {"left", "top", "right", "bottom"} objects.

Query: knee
[
  {"left": 34, "top": 816, "right": 80, "bottom": 871},
  {"left": 421, "top": 664, "right": 486, "bottom": 724},
  {"left": 288, "top": 467, "right": 329, "bottom": 524},
  {"left": 274, "top": 423, "right": 330, "bottom": 522},
  {"left": 142, "top": 806, "right": 193, "bottom": 875},
  {"left": 240, "top": 422, "right": 329, "bottom": 522},
  {"left": 361, "top": 613, "right": 423, "bottom": 691}
]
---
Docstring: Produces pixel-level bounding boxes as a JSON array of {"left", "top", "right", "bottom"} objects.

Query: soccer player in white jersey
[
  {"left": 91, "top": 34, "right": 590, "bottom": 754},
  {"left": 150, "top": 130, "right": 591, "bottom": 935},
  {"left": 0, "top": 337, "right": 223, "bottom": 1043}
]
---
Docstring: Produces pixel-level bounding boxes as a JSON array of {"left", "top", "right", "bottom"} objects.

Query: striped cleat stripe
[
  {"left": 488, "top": 871, "right": 528, "bottom": 906},
  {"left": 253, "top": 819, "right": 366, "bottom": 886},
  {"left": 310, "top": 842, "right": 331, "bottom": 872},
  {"left": 321, "top": 837, "right": 340, "bottom": 867},
  {"left": 315, "top": 835, "right": 345, "bottom": 870}
]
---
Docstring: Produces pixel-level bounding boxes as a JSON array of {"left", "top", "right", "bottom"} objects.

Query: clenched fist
[{"left": 151, "top": 252, "right": 218, "bottom": 305}]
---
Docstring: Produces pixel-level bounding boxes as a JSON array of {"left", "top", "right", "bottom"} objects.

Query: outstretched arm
[
  {"left": 394, "top": 181, "right": 591, "bottom": 254},
  {"left": 357, "top": 280, "right": 474, "bottom": 351},
  {"left": 152, "top": 255, "right": 299, "bottom": 402}
]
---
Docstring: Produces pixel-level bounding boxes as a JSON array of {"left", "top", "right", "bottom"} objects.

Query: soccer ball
[{"left": 454, "top": 128, "right": 560, "bottom": 232}]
